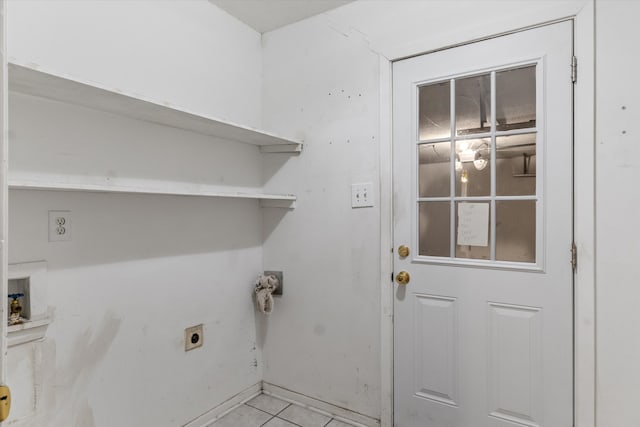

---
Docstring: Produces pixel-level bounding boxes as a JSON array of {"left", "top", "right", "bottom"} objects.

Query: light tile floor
[{"left": 208, "top": 394, "right": 356, "bottom": 427}]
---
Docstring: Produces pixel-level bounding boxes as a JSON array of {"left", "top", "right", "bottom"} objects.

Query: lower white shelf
[
  {"left": 9, "top": 178, "right": 297, "bottom": 209},
  {"left": 8, "top": 317, "right": 51, "bottom": 348}
]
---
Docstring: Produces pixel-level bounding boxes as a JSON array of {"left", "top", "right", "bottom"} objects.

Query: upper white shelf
[{"left": 8, "top": 62, "right": 303, "bottom": 152}]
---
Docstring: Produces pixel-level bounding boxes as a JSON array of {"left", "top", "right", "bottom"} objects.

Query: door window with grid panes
[{"left": 417, "top": 65, "right": 540, "bottom": 265}]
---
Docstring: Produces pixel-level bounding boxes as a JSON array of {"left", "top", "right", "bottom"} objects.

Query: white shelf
[
  {"left": 8, "top": 317, "right": 51, "bottom": 348},
  {"left": 8, "top": 62, "right": 303, "bottom": 152},
  {"left": 9, "top": 177, "right": 297, "bottom": 208}
]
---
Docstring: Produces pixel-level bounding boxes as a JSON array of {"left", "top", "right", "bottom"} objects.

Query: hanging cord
[{"left": 254, "top": 274, "right": 279, "bottom": 314}]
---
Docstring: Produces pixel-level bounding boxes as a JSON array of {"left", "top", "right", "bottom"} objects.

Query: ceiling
[{"left": 209, "top": 0, "right": 354, "bottom": 33}]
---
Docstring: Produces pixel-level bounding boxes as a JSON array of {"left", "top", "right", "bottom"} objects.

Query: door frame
[{"left": 378, "top": 4, "right": 595, "bottom": 427}]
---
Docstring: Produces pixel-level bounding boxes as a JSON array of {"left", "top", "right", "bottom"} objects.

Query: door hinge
[
  {"left": 571, "top": 55, "right": 577, "bottom": 83},
  {"left": 391, "top": 272, "right": 394, "bottom": 282},
  {"left": 571, "top": 242, "right": 578, "bottom": 271}
]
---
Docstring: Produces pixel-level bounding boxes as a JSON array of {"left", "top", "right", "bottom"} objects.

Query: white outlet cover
[{"left": 48, "top": 210, "right": 72, "bottom": 242}]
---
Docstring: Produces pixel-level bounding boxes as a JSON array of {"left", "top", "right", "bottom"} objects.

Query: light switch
[{"left": 351, "top": 183, "right": 374, "bottom": 208}]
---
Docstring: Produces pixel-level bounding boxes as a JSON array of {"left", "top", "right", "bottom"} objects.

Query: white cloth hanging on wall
[{"left": 255, "top": 274, "right": 279, "bottom": 314}]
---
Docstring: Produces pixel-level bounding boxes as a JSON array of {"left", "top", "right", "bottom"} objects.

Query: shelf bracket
[
  {"left": 260, "top": 144, "right": 303, "bottom": 154},
  {"left": 260, "top": 199, "right": 297, "bottom": 209}
]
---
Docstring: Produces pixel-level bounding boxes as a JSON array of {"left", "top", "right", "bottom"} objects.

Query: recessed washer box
[{"left": 8, "top": 260, "right": 51, "bottom": 348}]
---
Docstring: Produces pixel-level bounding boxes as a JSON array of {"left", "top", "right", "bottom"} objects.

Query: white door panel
[{"left": 393, "top": 21, "right": 573, "bottom": 427}]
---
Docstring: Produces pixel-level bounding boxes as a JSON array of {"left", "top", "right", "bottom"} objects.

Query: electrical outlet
[
  {"left": 48, "top": 211, "right": 72, "bottom": 242},
  {"left": 185, "top": 324, "right": 203, "bottom": 351},
  {"left": 351, "top": 183, "right": 374, "bottom": 208}
]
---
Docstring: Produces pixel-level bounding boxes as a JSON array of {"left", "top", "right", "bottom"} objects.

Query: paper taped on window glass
[{"left": 457, "top": 202, "right": 490, "bottom": 247}]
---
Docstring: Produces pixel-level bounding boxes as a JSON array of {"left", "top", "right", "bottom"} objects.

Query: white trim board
[
  {"left": 182, "top": 382, "right": 261, "bottom": 427},
  {"left": 572, "top": 3, "right": 596, "bottom": 426},
  {"left": 184, "top": 382, "right": 380, "bottom": 427},
  {"left": 377, "top": 56, "right": 394, "bottom": 427},
  {"left": 0, "top": 0, "right": 9, "bottom": 389},
  {"left": 262, "top": 382, "right": 380, "bottom": 427}
]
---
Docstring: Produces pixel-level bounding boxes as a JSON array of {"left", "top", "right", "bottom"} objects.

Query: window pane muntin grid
[
  {"left": 417, "top": 65, "right": 538, "bottom": 144},
  {"left": 415, "top": 63, "right": 539, "bottom": 264}
]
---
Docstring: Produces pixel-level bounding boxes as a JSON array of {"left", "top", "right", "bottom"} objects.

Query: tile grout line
[
  {"left": 258, "top": 412, "right": 276, "bottom": 427},
  {"left": 271, "top": 402, "right": 307, "bottom": 426},
  {"left": 275, "top": 402, "right": 292, "bottom": 417},
  {"left": 272, "top": 415, "right": 304, "bottom": 427},
  {"left": 274, "top": 407, "right": 334, "bottom": 427},
  {"left": 249, "top": 400, "right": 305, "bottom": 427},
  {"left": 218, "top": 395, "right": 348, "bottom": 427},
  {"left": 262, "top": 391, "right": 357, "bottom": 425},
  {"left": 247, "top": 401, "right": 286, "bottom": 417},
  {"left": 272, "top": 402, "right": 329, "bottom": 427}
]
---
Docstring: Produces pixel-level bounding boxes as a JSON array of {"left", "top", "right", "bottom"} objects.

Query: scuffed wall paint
[
  {"left": 9, "top": 189, "right": 264, "bottom": 427},
  {"left": 6, "top": 343, "right": 39, "bottom": 426},
  {"left": 49, "top": 311, "right": 122, "bottom": 427}
]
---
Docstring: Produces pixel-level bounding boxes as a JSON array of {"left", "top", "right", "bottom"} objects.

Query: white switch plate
[
  {"left": 48, "top": 211, "right": 72, "bottom": 242},
  {"left": 351, "top": 183, "right": 374, "bottom": 208}
]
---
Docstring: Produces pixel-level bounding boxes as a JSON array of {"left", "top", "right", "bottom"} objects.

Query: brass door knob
[
  {"left": 398, "top": 245, "right": 410, "bottom": 258},
  {"left": 396, "top": 271, "right": 410, "bottom": 285},
  {"left": 0, "top": 385, "right": 11, "bottom": 422}
]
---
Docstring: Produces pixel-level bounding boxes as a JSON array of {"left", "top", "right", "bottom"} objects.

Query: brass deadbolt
[
  {"left": 398, "top": 245, "right": 410, "bottom": 258},
  {"left": 396, "top": 271, "right": 410, "bottom": 286}
]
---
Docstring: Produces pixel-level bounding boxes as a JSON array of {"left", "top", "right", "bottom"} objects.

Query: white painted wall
[
  {"left": 261, "top": 17, "right": 382, "bottom": 419},
  {"left": 7, "top": 0, "right": 263, "bottom": 128},
  {"left": 595, "top": 1, "right": 640, "bottom": 425},
  {"left": 260, "top": 0, "right": 590, "bottom": 422},
  {"left": 6, "top": 2, "right": 267, "bottom": 426}
]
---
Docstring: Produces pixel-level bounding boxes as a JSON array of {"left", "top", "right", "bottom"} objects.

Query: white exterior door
[{"left": 393, "top": 22, "right": 573, "bottom": 427}]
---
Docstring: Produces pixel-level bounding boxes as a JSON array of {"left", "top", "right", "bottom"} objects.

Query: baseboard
[
  {"left": 262, "top": 382, "right": 380, "bottom": 427},
  {"left": 182, "top": 382, "right": 262, "bottom": 427}
]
